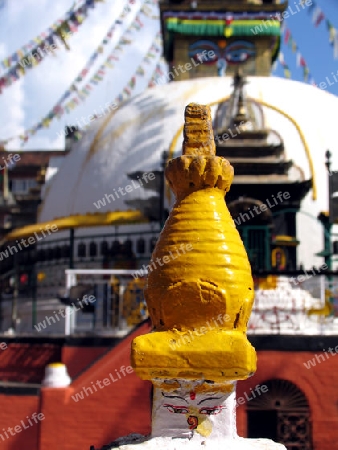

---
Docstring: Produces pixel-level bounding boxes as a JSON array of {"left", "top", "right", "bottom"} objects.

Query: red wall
[
  {"left": 1, "top": 338, "right": 338, "bottom": 449},
  {"left": 0, "top": 343, "right": 60, "bottom": 383},
  {"left": 0, "top": 324, "right": 151, "bottom": 450},
  {"left": 0, "top": 395, "right": 40, "bottom": 450},
  {"left": 62, "top": 346, "right": 108, "bottom": 379},
  {"left": 237, "top": 350, "right": 338, "bottom": 450},
  {"left": 40, "top": 323, "right": 152, "bottom": 450}
]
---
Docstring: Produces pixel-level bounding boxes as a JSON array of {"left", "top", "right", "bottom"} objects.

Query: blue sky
[
  {"left": 0, "top": 0, "right": 337, "bottom": 151},
  {"left": 273, "top": 0, "right": 338, "bottom": 94}
]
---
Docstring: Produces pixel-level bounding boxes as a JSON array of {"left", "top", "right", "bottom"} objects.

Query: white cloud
[{"left": 0, "top": 0, "right": 161, "bottom": 150}]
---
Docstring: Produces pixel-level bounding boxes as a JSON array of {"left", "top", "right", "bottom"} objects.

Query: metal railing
[
  {"left": 0, "top": 269, "right": 148, "bottom": 336},
  {"left": 63, "top": 269, "right": 147, "bottom": 335}
]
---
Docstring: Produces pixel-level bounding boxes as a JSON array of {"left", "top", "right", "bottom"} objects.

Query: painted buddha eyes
[
  {"left": 199, "top": 406, "right": 225, "bottom": 415},
  {"left": 188, "top": 40, "right": 256, "bottom": 66},
  {"left": 163, "top": 404, "right": 189, "bottom": 414},
  {"left": 188, "top": 40, "right": 219, "bottom": 65},
  {"left": 225, "top": 41, "right": 255, "bottom": 65},
  {"left": 163, "top": 404, "right": 225, "bottom": 415}
]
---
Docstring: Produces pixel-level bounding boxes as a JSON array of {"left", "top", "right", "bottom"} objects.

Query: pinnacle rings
[
  {"left": 165, "top": 155, "right": 234, "bottom": 199},
  {"left": 183, "top": 103, "right": 216, "bottom": 156}
]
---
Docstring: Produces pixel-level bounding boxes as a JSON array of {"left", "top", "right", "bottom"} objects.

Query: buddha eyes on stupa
[
  {"left": 199, "top": 406, "right": 226, "bottom": 415},
  {"left": 162, "top": 404, "right": 226, "bottom": 415},
  {"left": 163, "top": 405, "right": 189, "bottom": 414}
]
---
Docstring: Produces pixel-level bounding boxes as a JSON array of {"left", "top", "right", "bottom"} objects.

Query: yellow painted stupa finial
[{"left": 131, "top": 103, "right": 256, "bottom": 382}]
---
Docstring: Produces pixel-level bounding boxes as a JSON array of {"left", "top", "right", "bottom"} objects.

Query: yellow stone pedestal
[{"left": 132, "top": 103, "right": 256, "bottom": 382}]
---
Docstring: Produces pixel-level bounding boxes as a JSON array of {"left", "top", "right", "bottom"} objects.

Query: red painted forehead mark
[{"left": 190, "top": 391, "right": 196, "bottom": 400}]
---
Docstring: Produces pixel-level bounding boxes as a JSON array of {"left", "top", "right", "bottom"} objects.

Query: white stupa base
[
  {"left": 107, "top": 434, "right": 286, "bottom": 449},
  {"left": 42, "top": 363, "right": 71, "bottom": 388}
]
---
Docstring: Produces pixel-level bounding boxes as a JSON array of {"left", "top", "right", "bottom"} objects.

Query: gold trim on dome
[
  {"left": 252, "top": 98, "right": 316, "bottom": 201},
  {"left": 37, "top": 108, "right": 119, "bottom": 221},
  {"left": 4, "top": 210, "right": 147, "bottom": 241},
  {"left": 167, "top": 95, "right": 316, "bottom": 202}
]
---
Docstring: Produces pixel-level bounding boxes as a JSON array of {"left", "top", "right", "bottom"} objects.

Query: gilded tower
[
  {"left": 159, "top": 0, "right": 312, "bottom": 273},
  {"left": 160, "top": 0, "right": 287, "bottom": 79}
]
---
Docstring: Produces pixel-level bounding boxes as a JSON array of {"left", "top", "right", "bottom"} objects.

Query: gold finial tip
[
  {"left": 184, "top": 103, "right": 209, "bottom": 119},
  {"left": 183, "top": 103, "right": 216, "bottom": 156}
]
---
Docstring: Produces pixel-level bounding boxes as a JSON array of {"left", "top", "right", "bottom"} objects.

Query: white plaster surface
[
  {"left": 106, "top": 434, "right": 287, "bottom": 449},
  {"left": 152, "top": 382, "right": 237, "bottom": 439},
  {"left": 42, "top": 364, "right": 71, "bottom": 388},
  {"left": 105, "top": 380, "right": 287, "bottom": 449}
]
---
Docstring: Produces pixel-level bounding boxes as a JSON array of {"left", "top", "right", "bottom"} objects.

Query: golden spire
[
  {"left": 131, "top": 103, "right": 256, "bottom": 382},
  {"left": 232, "top": 69, "right": 250, "bottom": 130}
]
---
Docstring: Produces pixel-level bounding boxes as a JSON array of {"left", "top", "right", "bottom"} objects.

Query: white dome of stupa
[{"left": 37, "top": 76, "right": 338, "bottom": 267}]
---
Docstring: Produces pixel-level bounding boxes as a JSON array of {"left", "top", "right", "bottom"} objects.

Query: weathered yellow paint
[
  {"left": 153, "top": 379, "right": 235, "bottom": 394},
  {"left": 196, "top": 418, "right": 213, "bottom": 437},
  {"left": 131, "top": 328, "right": 256, "bottom": 381},
  {"left": 307, "top": 290, "right": 334, "bottom": 317},
  {"left": 47, "top": 363, "right": 65, "bottom": 368},
  {"left": 132, "top": 103, "right": 256, "bottom": 381},
  {"left": 184, "top": 406, "right": 213, "bottom": 437}
]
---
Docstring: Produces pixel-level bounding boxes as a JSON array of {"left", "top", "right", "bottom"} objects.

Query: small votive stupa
[{"left": 107, "top": 104, "right": 286, "bottom": 449}]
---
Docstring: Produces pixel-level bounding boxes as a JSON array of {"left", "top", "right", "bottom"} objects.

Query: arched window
[{"left": 247, "top": 379, "right": 313, "bottom": 450}]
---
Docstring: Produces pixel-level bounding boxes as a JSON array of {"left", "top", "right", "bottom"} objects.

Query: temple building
[
  {"left": 0, "top": 150, "right": 66, "bottom": 240},
  {"left": 0, "top": 1, "right": 338, "bottom": 450},
  {"left": 2, "top": 0, "right": 335, "bottom": 285},
  {"left": 214, "top": 72, "right": 311, "bottom": 271}
]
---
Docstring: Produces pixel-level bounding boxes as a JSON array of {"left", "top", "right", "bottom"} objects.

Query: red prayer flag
[{"left": 284, "top": 29, "right": 291, "bottom": 44}]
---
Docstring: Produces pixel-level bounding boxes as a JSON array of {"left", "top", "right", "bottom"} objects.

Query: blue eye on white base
[
  {"left": 225, "top": 41, "right": 256, "bottom": 65},
  {"left": 199, "top": 406, "right": 226, "bottom": 415},
  {"left": 189, "top": 40, "right": 220, "bottom": 65},
  {"left": 188, "top": 39, "right": 256, "bottom": 67}
]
